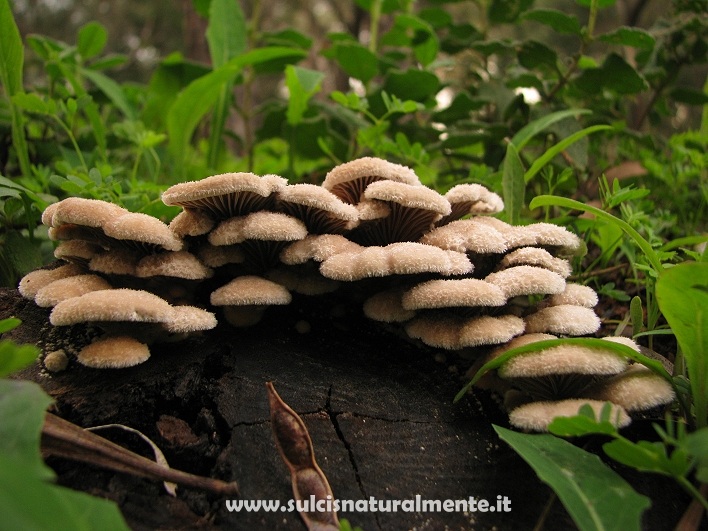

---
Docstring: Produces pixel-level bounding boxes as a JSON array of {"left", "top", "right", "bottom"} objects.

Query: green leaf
[
  {"left": 630, "top": 296, "right": 644, "bottom": 334},
  {"left": 0, "top": 380, "right": 130, "bottom": 530},
  {"left": 522, "top": 9, "right": 582, "bottom": 35},
  {"left": 575, "top": 0, "right": 616, "bottom": 7},
  {"left": 510, "top": 109, "right": 591, "bottom": 150},
  {"left": 574, "top": 53, "right": 648, "bottom": 95},
  {"left": 670, "top": 88, "right": 708, "bottom": 106},
  {"left": 285, "top": 65, "right": 324, "bottom": 126},
  {"left": 327, "top": 42, "right": 379, "bottom": 84},
  {"left": 167, "top": 47, "right": 306, "bottom": 166},
  {"left": 518, "top": 40, "right": 558, "bottom": 70},
  {"left": 488, "top": 0, "right": 534, "bottom": 23},
  {"left": 77, "top": 21, "right": 107, "bottom": 59},
  {"left": 602, "top": 439, "right": 673, "bottom": 475},
  {"left": 0, "top": 0, "right": 23, "bottom": 95},
  {"left": 501, "top": 142, "right": 525, "bottom": 225},
  {"left": 0, "top": 317, "right": 21, "bottom": 334},
  {"left": 0, "top": 340, "right": 40, "bottom": 377},
  {"left": 495, "top": 426, "right": 651, "bottom": 531},
  {"left": 3, "top": 230, "right": 43, "bottom": 276},
  {"left": 383, "top": 69, "right": 440, "bottom": 102},
  {"left": 11, "top": 92, "right": 51, "bottom": 115},
  {"left": 548, "top": 403, "right": 622, "bottom": 437},
  {"left": 80, "top": 68, "right": 136, "bottom": 119},
  {"left": 599, "top": 27, "right": 655, "bottom": 50},
  {"left": 206, "top": 0, "right": 247, "bottom": 68},
  {"left": 656, "top": 262, "right": 708, "bottom": 428},
  {"left": 685, "top": 428, "right": 708, "bottom": 482}
]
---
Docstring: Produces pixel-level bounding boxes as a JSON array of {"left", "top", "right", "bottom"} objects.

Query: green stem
[
  {"left": 53, "top": 116, "right": 88, "bottom": 173},
  {"left": 587, "top": 0, "right": 599, "bottom": 40},
  {"left": 677, "top": 477, "right": 708, "bottom": 513},
  {"left": 368, "top": 0, "right": 382, "bottom": 53}
]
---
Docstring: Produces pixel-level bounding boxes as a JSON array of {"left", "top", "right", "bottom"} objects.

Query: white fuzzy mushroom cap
[
  {"left": 322, "top": 157, "right": 421, "bottom": 204},
  {"left": 76, "top": 336, "right": 151, "bottom": 369},
  {"left": 419, "top": 219, "right": 508, "bottom": 254},
  {"left": 161, "top": 172, "right": 287, "bottom": 215},
  {"left": 103, "top": 212, "right": 184, "bottom": 252},
  {"left": 443, "top": 183, "right": 504, "bottom": 218},
  {"left": 525, "top": 305, "right": 601, "bottom": 336},
  {"left": 405, "top": 314, "right": 525, "bottom": 349},
  {"left": 364, "top": 180, "right": 451, "bottom": 216},
  {"left": 210, "top": 276, "right": 292, "bottom": 306},
  {"left": 46, "top": 197, "right": 128, "bottom": 228},
  {"left": 135, "top": 251, "right": 213, "bottom": 280},
  {"left": 363, "top": 289, "right": 416, "bottom": 323},
  {"left": 401, "top": 278, "right": 506, "bottom": 310},
  {"left": 497, "top": 336, "right": 628, "bottom": 379},
  {"left": 50, "top": 289, "right": 174, "bottom": 326},
  {"left": 280, "top": 235, "right": 364, "bottom": 265},
  {"left": 34, "top": 274, "right": 113, "bottom": 308},
  {"left": 89, "top": 248, "right": 140, "bottom": 276},
  {"left": 547, "top": 284, "right": 599, "bottom": 308},
  {"left": 497, "top": 248, "right": 573, "bottom": 278},
  {"left": 509, "top": 399, "right": 631, "bottom": 432},
  {"left": 585, "top": 364, "right": 675, "bottom": 412},
  {"left": 485, "top": 266, "right": 567, "bottom": 299},
  {"left": 165, "top": 306, "right": 218, "bottom": 333},
  {"left": 169, "top": 209, "right": 215, "bottom": 237},
  {"left": 53, "top": 240, "right": 102, "bottom": 264},
  {"left": 319, "top": 242, "right": 473, "bottom": 281},
  {"left": 277, "top": 184, "right": 358, "bottom": 220},
  {"left": 18, "top": 263, "right": 86, "bottom": 299},
  {"left": 209, "top": 212, "right": 308, "bottom": 246}
]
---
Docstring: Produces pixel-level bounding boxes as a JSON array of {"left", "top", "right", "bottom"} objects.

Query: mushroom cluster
[
  {"left": 18, "top": 157, "right": 674, "bottom": 430},
  {"left": 476, "top": 333, "right": 675, "bottom": 431}
]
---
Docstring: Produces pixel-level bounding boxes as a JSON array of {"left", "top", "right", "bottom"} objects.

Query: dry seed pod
[{"left": 266, "top": 382, "right": 338, "bottom": 531}]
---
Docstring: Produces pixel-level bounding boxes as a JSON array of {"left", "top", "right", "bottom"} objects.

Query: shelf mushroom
[{"left": 210, "top": 275, "right": 292, "bottom": 327}]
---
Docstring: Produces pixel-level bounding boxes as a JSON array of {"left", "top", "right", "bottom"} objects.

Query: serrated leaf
[
  {"left": 522, "top": 9, "right": 582, "bottom": 34},
  {"left": 501, "top": 142, "right": 525, "bottom": 225},
  {"left": 77, "top": 21, "right": 107, "bottom": 59},
  {"left": 495, "top": 426, "right": 650, "bottom": 531},
  {"left": 599, "top": 27, "right": 655, "bottom": 50}
]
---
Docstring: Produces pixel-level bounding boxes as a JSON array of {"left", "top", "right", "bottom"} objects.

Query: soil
[{"left": 0, "top": 286, "right": 695, "bottom": 530}]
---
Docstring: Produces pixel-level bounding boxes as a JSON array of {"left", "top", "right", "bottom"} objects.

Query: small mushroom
[
  {"left": 34, "top": 274, "right": 113, "bottom": 308},
  {"left": 102, "top": 212, "right": 184, "bottom": 253},
  {"left": 420, "top": 219, "right": 508, "bottom": 255},
  {"left": 169, "top": 209, "right": 216, "bottom": 238},
  {"left": 322, "top": 157, "right": 421, "bottom": 204},
  {"left": 362, "top": 288, "right": 416, "bottom": 323},
  {"left": 401, "top": 278, "right": 506, "bottom": 310},
  {"left": 280, "top": 234, "right": 363, "bottom": 266},
  {"left": 210, "top": 275, "right": 292, "bottom": 327},
  {"left": 546, "top": 283, "right": 599, "bottom": 308},
  {"left": 524, "top": 305, "right": 601, "bottom": 336},
  {"left": 265, "top": 268, "right": 340, "bottom": 296},
  {"left": 319, "top": 242, "right": 472, "bottom": 281},
  {"left": 485, "top": 266, "right": 567, "bottom": 299},
  {"left": 89, "top": 248, "right": 141, "bottom": 276},
  {"left": 436, "top": 183, "right": 504, "bottom": 226},
  {"left": 508, "top": 399, "right": 631, "bottom": 432},
  {"left": 18, "top": 263, "right": 86, "bottom": 299},
  {"left": 53, "top": 240, "right": 102, "bottom": 266},
  {"left": 47, "top": 197, "right": 129, "bottom": 228},
  {"left": 405, "top": 314, "right": 525, "bottom": 350},
  {"left": 348, "top": 180, "right": 451, "bottom": 245},
  {"left": 585, "top": 364, "right": 675, "bottom": 412},
  {"left": 496, "top": 247, "right": 573, "bottom": 278},
  {"left": 473, "top": 217, "right": 583, "bottom": 257},
  {"left": 209, "top": 211, "right": 307, "bottom": 270},
  {"left": 161, "top": 172, "right": 287, "bottom": 219},
  {"left": 135, "top": 251, "right": 213, "bottom": 281},
  {"left": 76, "top": 335, "right": 151, "bottom": 369},
  {"left": 275, "top": 184, "right": 358, "bottom": 234}
]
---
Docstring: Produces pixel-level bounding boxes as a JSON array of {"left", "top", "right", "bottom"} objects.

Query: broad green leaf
[
  {"left": 656, "top": 262, "right": 708, "bottom": 428},
  {"left": 599, "top": 27, "right": 655, "bottom": 50},
  {"left": 206, "top": 0, "right": 246, "bottom": 68},
  {"left": 0, "top": 0, "right": 23, "bottom": 95},
  {"left": 77, "top": 21, "right": 107, "bottom": 59},
  {"left": 522, "top": 9, "right": 582, "bottom": 35},
  {"left": 167, "top": 47, "right": 306, "bottom": 165},
  {"left": 488, "top": 0, "right": 534, "bottom": 23},
  {"left": 501, "top": 142, "right": 524, "bottom": 225},
  {"left": 12, "top": 92, "right": 51, "bottom": 115},
  {"left": 383, "top": 69, "right": 440, "bottom": 102},
  {"left": 495, "top": 426, "right": 651, "bottom": 531},
  {"left": 510, "top": 109, "right": 591, "bottom": 150},
  {"left": 602, "top": 439, "right": 672, "bottom": 475},
  {"left": 0, "top": 380, "right": 54, "bottom": 480},
  {"left": 548, "top": 403, "right": 622, "bottom": 437},
  {"left": 81, "top": 68, "right": 136, "bottom": 119},
  {"left": 456, "top": 337, "right": 674, "bottom": 402},
  {"left": 327, "top": 42, "right": 379, "bottom": 84},
  {"left": 285, "top": 65, "right": 324, "bottom": 126},
  {"left": 630, "top": 296, "right": 644, "bottom": 334},
  {"left": 0, "top": 340, "right": 39, "bottom": 377},
  {"left": 4, "top": 230, "right": 43, "bottom": 275},
  {"left": 670, "top": 88, "right": 708, "bottom": 106},
  {"left": 0, "top": 381, "right": 129, "bottom": 530},
  {"left": 518, "top": 40, "right": 558, "bottom": 70},
  {"left": 574, "top": 53, "right": 648, "bottom": 95}
]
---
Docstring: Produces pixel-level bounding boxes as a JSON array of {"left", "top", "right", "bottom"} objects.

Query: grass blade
[
  {"left": 502, "top": 142, "right": 525, "bottom": 225},
  {"left": 510, "top": 108, "right": 591, "bottom": 150}
]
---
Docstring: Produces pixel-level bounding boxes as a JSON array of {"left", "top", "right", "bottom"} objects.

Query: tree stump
[{"left": 1, "top": 287, "right": 691, "bottom": 530}]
